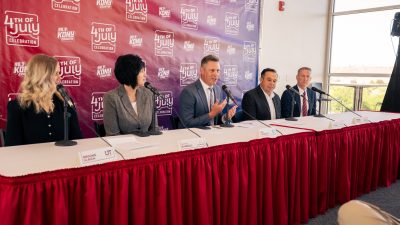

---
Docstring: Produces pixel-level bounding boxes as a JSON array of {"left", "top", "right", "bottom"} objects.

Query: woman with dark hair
[
  {"left": 103, "top": 54, "right": 157, "bottom": 136},
  {"left": 5, "top": 54, "right": 82, "bottom": 146}
]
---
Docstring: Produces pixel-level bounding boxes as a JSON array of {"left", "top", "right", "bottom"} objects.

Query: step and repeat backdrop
[{"left": 0, "top": 0, "right": 260, "bottom": 137}]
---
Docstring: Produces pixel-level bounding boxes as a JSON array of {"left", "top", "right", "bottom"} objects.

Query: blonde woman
[{"left": 5, "top": 54, "right": 82, "bottom": 146}]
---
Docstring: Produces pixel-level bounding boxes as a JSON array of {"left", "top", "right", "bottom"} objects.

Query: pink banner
[{"left": 0, "top": 0, "right": 260, "bottom": 137}]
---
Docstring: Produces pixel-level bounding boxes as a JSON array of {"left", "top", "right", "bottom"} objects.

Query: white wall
[{"left": 259, "top": 0, "right": 330, "bottom": 96}]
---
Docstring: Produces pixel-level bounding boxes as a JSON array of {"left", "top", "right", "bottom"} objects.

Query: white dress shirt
[{"left": 262, "top": 89, "right": 276, "bottom": 120}]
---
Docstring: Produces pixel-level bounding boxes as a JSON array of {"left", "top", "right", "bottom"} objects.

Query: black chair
[
  {"left": 0, "top": 129, "right": 5, "bottom": 147},
  {"left": 94, "top": 122, "right": 106, "bottom": 137},
  {"left": 170, "top": 115, "right": 180, "bottom": 129}
]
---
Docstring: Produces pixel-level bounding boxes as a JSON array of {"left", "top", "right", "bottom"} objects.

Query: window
[{"left": 327, "top": 2, "right": 400, "bottom": 113}]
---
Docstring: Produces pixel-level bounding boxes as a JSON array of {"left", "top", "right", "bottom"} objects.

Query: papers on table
[{"left": 104, "top": 135, "right": 159, "bottom": 151}]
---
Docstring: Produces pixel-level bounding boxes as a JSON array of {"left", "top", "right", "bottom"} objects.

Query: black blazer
[
  {"left": 241, "top": 85, "right": 281, "bottom": 121},
  {"left": 281, "top": 85, "right": 316, "bottom": 118},
  {"left": 5, "top": 95, "right": 82, "bottom": 146}
]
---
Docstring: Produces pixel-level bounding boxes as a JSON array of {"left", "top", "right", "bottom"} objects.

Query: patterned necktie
[
  {"left": 209, "top": 87, "right": 214, "bottom": 125},
  {"left": 302, "top": 91, "right": 308, "bottom": 116}
]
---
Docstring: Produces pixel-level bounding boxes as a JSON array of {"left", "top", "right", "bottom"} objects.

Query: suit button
[
  {"left": 49, "top": 132, "right": 52, "bottom": 136},
  {"left": 47, "top": 115, "right": 51, "bottom": 118},
  {"left": 48, "top": 124, "right": 51, "bottom": 127}
]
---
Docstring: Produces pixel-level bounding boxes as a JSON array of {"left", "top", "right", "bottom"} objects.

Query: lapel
[
  {"left": 118, "top": 85, "right": 139, "bottom": 121},
  {"left": 195, "top": 79, "right": 210, "bottom": 112},
  {"left": 256, "top": 86, "right": 271, "bottom": 114},
  {"left": 136, "top": 87, "right": 148, "bottom": 121}
]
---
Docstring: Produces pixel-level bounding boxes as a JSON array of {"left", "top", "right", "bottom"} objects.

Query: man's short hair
[
  {"left": 201, "top": 54, "right": 219, "bottom": 67},
  {"left": 297, "top": 67, "right": 312, "bottom": 74},
  {"left": 260, "top": 68, "right": 277, "bottom": 78}
]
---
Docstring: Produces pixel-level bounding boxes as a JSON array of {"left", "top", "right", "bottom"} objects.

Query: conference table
[{"left": 0, "top": 111, "right": 399, "bottom": 225}]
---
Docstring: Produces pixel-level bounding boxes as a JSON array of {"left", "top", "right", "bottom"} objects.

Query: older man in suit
[
  {"left": 281, "top": 67, "right": 316, "bottom": 118},
  {"left": 241, "top": 68, "right": 281, "bottom": 121},
  {"left": 179, "top": 55, "right": 237, "bottom": 128}
]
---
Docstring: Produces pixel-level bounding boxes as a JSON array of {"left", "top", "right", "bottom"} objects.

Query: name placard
[
  {"left": 258, "top": 128, "right": 279, "bottom": 138},
  {"left": 178, "top": 138, "right": 208, "bottom": 151},
  {"left": 78, "top": 147, "right": 116, "bottom": 166},
  {"left": 352, "top": 117, "right": 370, "bottom": 125}
]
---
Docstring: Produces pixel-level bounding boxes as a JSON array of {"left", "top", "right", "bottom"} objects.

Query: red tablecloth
[{"left": 1, "top": 119, "right": 399, "bottom": 225}]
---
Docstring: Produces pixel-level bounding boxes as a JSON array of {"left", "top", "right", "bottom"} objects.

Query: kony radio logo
[
  {"left": 4, "top": 11, "right": 39, "bottom": 47},
  {"left": 126, "top": 0, "right": 148, "bottom": 23},
  {"left": 91, "top": 22, "right": 116, "bottom": 53},
  {"left": 180, "top": 4, "right": 198, "bottom": 30},
  {"left": 97, "top": 0, "right": 112, "bottom": 9},
  {"left": 91, "top": 92, "right": 105, "bottom": 120},
  {"left": 245, "top": 0, "right": 258, "bottom": 12},
  {"left": 204, "top": 37, "right": 219, "bottom": 56},
  {"left": 243, "top": 41, "right": 257, "bottom": 62},
  {"left": 154, "top": 30, "right": 174, "bottom": 57},
  {"left": 158, "top": 68, "right": 170, "bottom": 79},
  {"left": 156, "top": 91, "right": 173, "bottom": 116},
  {"left": 180, "top": 63, "right": 198, "bottom": 86},
  {"left": 225, "top": 12, "right": 239, "bottom": 35},
  {"left": 55, "top": 56, "right": 82, "bottom": 86},
  {"left": 13, "top": 61, "right": 26, "bottom": 77},
  {"left": 223, "top": 65, "right": 239, "bottom": 86},
  {"left": 97, "top": 65, "right": 112, "bottom": 78},
  {"left": 52, "top": 0, "right": 80, "bottom": 13}
]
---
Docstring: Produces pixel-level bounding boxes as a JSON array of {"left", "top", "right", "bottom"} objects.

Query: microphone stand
[
  {"left": 286, "top": 92, "right": 298, "bottom": 121},
  {"left": 314, "top": 96, "right": 324, "bottom": 118},
  {"left": 220, "top": 96, "right": 234, "bottom": 127},
  {"left": 147, "top": 94, "right": 162, "bottom": 135},
  {"left": 55, "top": 100, "right": 77, "bottom": 146}
]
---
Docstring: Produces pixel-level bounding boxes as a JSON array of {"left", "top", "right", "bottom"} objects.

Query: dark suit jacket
[
  {"left": 241, "top": 86, "right": 281, "bottom": 121},
  {"left": 281, "top": 85, "right": 316, "bottom": 118},
  {"left": 5, "top": 95, "right": 82, "bottom": 146},
  {"left": 179, "top": 79, "right": 223, "bottom": 128},
  {"left": 103, "top": 85, "right": 156, "bottom": 136}
]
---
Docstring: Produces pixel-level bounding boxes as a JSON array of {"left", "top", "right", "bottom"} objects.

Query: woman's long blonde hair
[{"left": 18, "top": 54, "right": 59, "bottom": 114}]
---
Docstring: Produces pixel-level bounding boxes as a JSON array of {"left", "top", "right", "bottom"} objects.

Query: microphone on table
[
  {"left": 56, "top": 84, "right": 75, "bottom": 109},
  {"left": 144, "top": 82, "right": 160, "bottom": 96},
  {"left": 222, "top": 85, "right": 283, "bottom": 135},
  {"left": 221, "top": 85, "right": 239, "bottom": 106},
  {"left": 286, "top": 85, "right": 304, "bottom": 97},
  {"left": 144, "top": 82, "right": 206, "bottom": 141}
]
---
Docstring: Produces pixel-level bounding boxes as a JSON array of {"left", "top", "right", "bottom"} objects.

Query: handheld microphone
[
  {"left": 144, "top": 82, "right": 160, "bottom": 96},
  {"left": 56, "top": 84, "right": 75, "bottom": 109},
  {"left": 311, "top": 87, "right": 327, "bottom": 95},
  {"left": 221, "top": 85, "right": 239, "bottom": 106},
  {"left": 285, "top": 85, "right": 303, "bottom": 97}
]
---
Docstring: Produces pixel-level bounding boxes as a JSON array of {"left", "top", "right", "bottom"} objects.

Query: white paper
[
  {"left": 328, "top": 121, "right": 347, "bottom": 129},
  {"left": 104, "top": 135, "right": 138, "bottom": 146},
  {"left": 178, "top": 138, "right": 208, "bottom": 151}
]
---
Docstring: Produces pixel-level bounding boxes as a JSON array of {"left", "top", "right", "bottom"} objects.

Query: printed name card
[
  {"left": 352, "top": 117, "right": 370, "bottom": 125},
  {"left": 328, "top": 121, "right": 347, "bottom": 129},
  {"left": 178, "top": 138, "right": 208, "bottom": 151},
  {"left": 78, "top": 147, "right": 116, "bottom": 166},
  {"left": 258, "top": 128, "right": 279, "bottom": 138}
]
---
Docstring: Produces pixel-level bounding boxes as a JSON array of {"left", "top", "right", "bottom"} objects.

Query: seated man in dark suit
[
  {"left": 281, "top": 67, "right": 316, "bottom": 118},
  {"left": 179, "top": 55, "right": 237, "bottom": 128},
  {"left": 241, "top": 68, "right": 281, "bottom": 121}
]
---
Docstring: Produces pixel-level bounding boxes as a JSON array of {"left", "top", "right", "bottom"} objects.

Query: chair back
[
  {"left": 94, "top": 122, "right": 106, "bottom": 137},
  {"left": 0, "top": 129, "right": 5, "bottom": 147}
]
